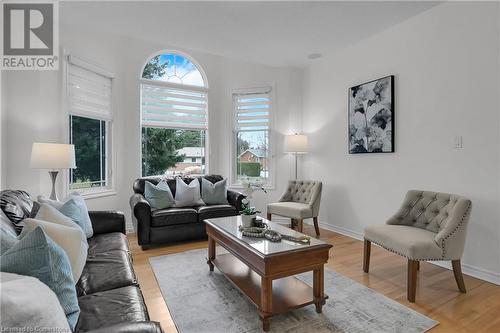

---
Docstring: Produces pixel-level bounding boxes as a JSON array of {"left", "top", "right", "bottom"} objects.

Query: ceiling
[{"left": 60, "top": 1, "right": 439, "bottom": 68}]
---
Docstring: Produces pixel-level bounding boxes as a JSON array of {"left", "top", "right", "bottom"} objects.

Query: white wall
[
  {"left": 302, "top": 2, "right": 500, "bottom": 284},
  {"left": 2, "top": 26, "right": 302, "bottom": 229},
  {"left": 1, "top": 70, "right": 4, "bottom": 189}
]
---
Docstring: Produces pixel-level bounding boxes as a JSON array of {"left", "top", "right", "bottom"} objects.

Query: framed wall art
[{"left": 348, "top": 75, "right": 394, "bottom": 154}]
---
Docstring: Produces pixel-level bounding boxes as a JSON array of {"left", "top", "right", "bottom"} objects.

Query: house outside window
[
  {"left": 140, "top": 52, "right": 208, "bottom": 177},
  {"left": 232, "top": 87, "right": 274, "bottom": 187},
  {"left": 67, "top": 56, "right": 114, "bottom": 193}
]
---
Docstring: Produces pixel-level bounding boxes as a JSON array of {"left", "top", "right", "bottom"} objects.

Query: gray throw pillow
[
  {"left": 202, "top": 178, "right": 228, "bottom": 205},
  {"left": 175, "top": 177, "right": 205, "bottom": 207},
  {"left": 0, "top": 272, "right": 71, "bottom": 333},
  {"left": 144, "top": 181, "right": 175, "bottom": 209},
  {"left": 0, "top": 209, "right": 18, "bottom": 255}
]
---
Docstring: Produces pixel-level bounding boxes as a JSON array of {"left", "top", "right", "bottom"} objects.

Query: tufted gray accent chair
[
  {"left": 266, "top": 180, "right": 322, "bottom": 237},
  {"left": 363, "top": 190, "right": 472, "bottom": 302}
]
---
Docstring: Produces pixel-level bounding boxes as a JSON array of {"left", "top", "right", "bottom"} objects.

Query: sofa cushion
[
  {"left": 77, "top": 250, "right": 137, "bottom": 296},
  {"left": 75, "top": 285, "right": 149, "bottom": 332},
  {"left": 364, "top": 224, "right": 443, "bottom": 260},
  {"left": 151, "top": 207, "right": 198, "bottom": 227},
  {"left": 197, "top": 205, "right": 237, "bottom": 222},
  {"left": 267, "top": 202, "right": 312, "bottom": 219},
  {"left": 88, "top": 232, "right": 129, "bottom": 255}
]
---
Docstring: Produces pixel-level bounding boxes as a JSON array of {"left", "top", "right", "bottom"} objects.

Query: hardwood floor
[{"left": 128, "top": 225, "right": 500, "bottom": 333}]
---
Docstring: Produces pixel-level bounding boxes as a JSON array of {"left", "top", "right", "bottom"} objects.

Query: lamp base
[{"left": 49, "top": 170, "right": 59, "bottom": 201}]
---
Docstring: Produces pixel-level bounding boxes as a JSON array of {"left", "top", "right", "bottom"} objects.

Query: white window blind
[
  {"left": 67, "top": 57, "right": 113, "bottom": 121},
  {"left": 141, "top": 83, "right": 208, "bottom": 129},
  {"left": 233, "top": 87, "right": 272, "bottom": 131}
]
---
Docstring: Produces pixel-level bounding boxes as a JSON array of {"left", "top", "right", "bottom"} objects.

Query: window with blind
[
  {"left": 140, "top": 52, "right": 208, "bottom": 177},
  {"left": 232, "top": 87, "right": 273, "bottom": 186},
  {"left": 67, "top": 56, "right": 113, "bottom": 191}
]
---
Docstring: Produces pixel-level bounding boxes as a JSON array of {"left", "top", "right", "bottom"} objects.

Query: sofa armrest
[
  {"left": 130, "top": 194, "right": 152, "bottom": 246},
  {"left": 227, "top": 190, "right": 245, "bottom": 212},
  {"left": 84, "top": 321, "right": 163, "bottom": 333},
  {"left": 89, "top": 210, "right": 126, "bottom": 235}
]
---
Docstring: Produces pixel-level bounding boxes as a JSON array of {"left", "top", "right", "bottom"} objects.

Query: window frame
[
  {"left": 230, "top": 85, "right": 276, "bottom": 189},
  {"left": 139, "top": 50, "right": 210, "bottom": 177},
  {"left": 64, "top": 54, "right": 116, "bottom": 198}
]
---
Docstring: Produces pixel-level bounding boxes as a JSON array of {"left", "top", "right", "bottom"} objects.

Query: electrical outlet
[{"left": 454, "top": 136, "right": 463, "bottom": 149}]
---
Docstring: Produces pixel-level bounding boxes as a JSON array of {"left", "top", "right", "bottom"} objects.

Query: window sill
[{"left": 72, "top": 189, "right": 117, "bottom": 200}]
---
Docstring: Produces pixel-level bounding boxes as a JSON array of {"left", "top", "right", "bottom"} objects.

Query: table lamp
[
  {"left": 30, "top": 143, "right": 76, "bottom": 200},
  {"left": 284, "top": 133, "right": 308, "bottom": 179}
]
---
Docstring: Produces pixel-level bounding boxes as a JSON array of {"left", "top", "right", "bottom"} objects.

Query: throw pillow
[
  {"left": 202, "top": 178, "right": 228, "bottom": 205},
  {"left": 0, "top": 190, "right": 34, "bottom": 234},
  {"left": 37, "top": 195, "right": 64, "bottom": 209},
  {"left": 21, "top": 218, "right": 88, "bottom": 283},
  {"left": 144, "top": 181, "right": 175, "bottom": 209},
  {"left": 0, "top": 227, "right": 80, "bottom": 330},
  {"left": 1, "top": 209, "right": 18, "bottom": 255},
  {"left": 174, "top": 177, "right": 205, "bottom": 207},
  {"left": 35, "top": 203, "right": 87, "bottom": 234},
  {"left": 39, "top": 193, "right": 93, "bottom": 238},
  {"left": 1, "top": 272, "right": 71, "bottom": 333}
]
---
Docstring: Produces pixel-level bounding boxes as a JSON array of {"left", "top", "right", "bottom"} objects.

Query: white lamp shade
[
  {"left": 30, "top": 143, "right": 76, "bottom": 169},
  {"left": 284, "top": 134, "right": 308, "bottom": 154}
]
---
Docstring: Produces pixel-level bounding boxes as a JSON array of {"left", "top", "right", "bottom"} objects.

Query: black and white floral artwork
[{"left": 348, "top": 75, "right": 394, "bottom": 153}]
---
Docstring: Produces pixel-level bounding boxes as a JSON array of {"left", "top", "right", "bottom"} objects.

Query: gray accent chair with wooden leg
[
  {"left": 266, "top": 180, "right": 322, "bottom": 237},
  {"left": 363, "top": 190, "right": 472, "bottom": 302}
]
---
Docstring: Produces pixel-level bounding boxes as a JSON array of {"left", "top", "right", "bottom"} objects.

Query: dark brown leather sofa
[
  {"left": 0, "top": 190, "right": 163, "bottom": 333},
  {"left": 130, "top": 175, "right": 245, "bottom": 249}
]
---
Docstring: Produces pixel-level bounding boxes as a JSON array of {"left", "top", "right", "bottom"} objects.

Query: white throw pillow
[
  {"left": 36, "top": 203, "right": 86, "bottom": 232},
  {"left": 175, "top": 178, "right": 205, "bottom": 207},
  {"left": 0, "top": 272, "right": 71, "bottom": 333},
  {"left": 38, "top": 193, "right": 93, "bottom": 238},
  {"left": 37, "top": 195, "right": 64, "bottom": 210},
  {"left": 20, "top": 218, "right": 88, "bottom": 283}
]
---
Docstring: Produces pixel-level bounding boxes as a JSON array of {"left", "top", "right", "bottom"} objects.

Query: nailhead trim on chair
[
  {"left": 365, "top": 238, "right": 429, "bottom": 261},
  {"left": 366, "top": 201, "right": 471, "bottom": 261},
  {"left": 440, "top": 201, "right": 472, "bottom": 259}
]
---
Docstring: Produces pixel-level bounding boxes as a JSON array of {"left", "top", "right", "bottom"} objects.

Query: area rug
[{"left": 149, "top": 249, "right": 438, "bottom": 333}]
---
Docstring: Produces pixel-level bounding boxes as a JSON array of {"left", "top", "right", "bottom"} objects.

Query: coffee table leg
[
  {"left": 207, "top": 236, "right": 215, "bottom": 271},
  {"left": 260, "top": 277, "right": 272, "bottom": 331},
  {"left": 313, "top": 266, "right": 325, "bottom": 313}
]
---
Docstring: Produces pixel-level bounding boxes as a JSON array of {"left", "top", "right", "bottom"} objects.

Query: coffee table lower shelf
[{"left": 212, "top": 253, "right": 327, "bottom": 316}]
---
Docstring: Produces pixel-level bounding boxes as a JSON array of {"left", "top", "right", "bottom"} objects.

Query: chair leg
[
  {"left": 297, "top": 219, "right": 303, "bottom": 232},
  {"left": 452, "top": 260, "right": 467, "bottom": 293},
  {"left": 407, "top": 259, "right": 418, "bottom": 302},
  {"left": 363, "top": 239, "right": 371, "bottom": 273},
  {"left": 313, "top": 217, "right": 320, "bottom": 237},
  {"left": 267, "top": 213, "right": 272, "bottom": 221}
]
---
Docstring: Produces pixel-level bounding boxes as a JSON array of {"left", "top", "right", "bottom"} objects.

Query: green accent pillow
[
  {"left": 144, "top": 181, "right": 175, "bottom": 209},
  {"left": 0, "top": 227, "right": 80, "bottom": 330},
  {"left": 202, "top": 178, "right": 228, "bottom": 205}
]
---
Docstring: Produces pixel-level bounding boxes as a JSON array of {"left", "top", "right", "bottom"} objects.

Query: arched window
[{"left": 140, "top": 52, "right": 208, "bottom": 177}]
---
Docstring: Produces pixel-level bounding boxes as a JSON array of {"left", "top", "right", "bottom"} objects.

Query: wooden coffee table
[{"left": 205, "top": 216, "right": 332, "bottom": 331}]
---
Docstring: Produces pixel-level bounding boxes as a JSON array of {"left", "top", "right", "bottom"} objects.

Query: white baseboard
[{"left": 316, "top": 221, "right": 500, "bottom": 286}]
